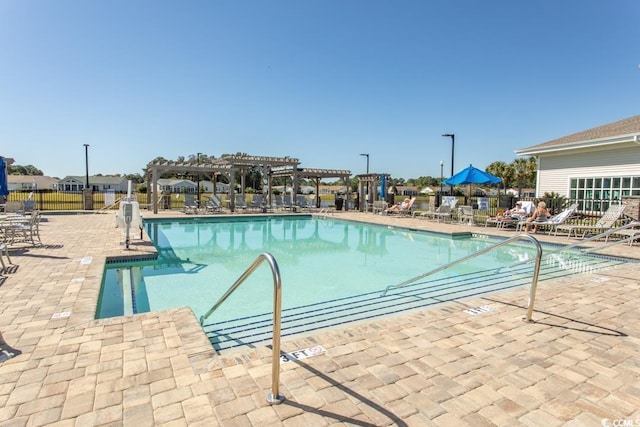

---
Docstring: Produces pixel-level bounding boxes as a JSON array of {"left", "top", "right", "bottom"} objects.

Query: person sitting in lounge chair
[
  {"left": 495, "top": 202, "right": 526, "bottom": 220},
  {"left": 524, "top": 201, "right": 551, "bottom": 233},
  {"left": 385, "top": 198, "right": 411, "bottom": 214}
]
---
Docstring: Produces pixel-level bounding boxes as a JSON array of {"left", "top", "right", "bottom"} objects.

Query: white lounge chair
[
  {"left": 517, "top": 203, "right": 579, "bottom": 234},
  {"left": 554, "top": 204, "right": 625, "bottom": 239}
]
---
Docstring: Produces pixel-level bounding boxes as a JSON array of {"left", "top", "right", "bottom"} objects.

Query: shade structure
[{"left": 442, "top": 164, "right": 501, "bottom": 186}]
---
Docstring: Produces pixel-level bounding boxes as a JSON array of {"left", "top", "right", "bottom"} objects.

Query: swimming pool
[{"left": 96, "top": 215, "right": 628, "bottom": 350}]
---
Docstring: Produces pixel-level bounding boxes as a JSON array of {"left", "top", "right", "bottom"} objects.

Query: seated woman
[
  {"left": 524, "top": 201, "right": 551, "bottom": 233},
  {"left": 385, "top": 198, "right": 411, "bottom": 214}
]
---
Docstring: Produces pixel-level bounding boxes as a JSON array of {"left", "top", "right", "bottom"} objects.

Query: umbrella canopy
[
  {"left": 442, "top": 164, "right": 501, "bottom": 186},
  {"left": 0, "top": 157, "right": 9, "bottom": 198}
]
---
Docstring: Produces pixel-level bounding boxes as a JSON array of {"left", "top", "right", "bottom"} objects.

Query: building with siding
[
  {"left": 58, "top": 176, "right": 129, "bottom": 192},
  {"left": 516, "top": 114, "right": 640, "bottom": 211},
  {"left": 8, "top": 175, "right": 59, "bottom": 191}
]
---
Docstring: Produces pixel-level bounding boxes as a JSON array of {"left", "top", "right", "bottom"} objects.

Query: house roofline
[{"left": 516, "top": 133, "right": 640, "bottom": 156}]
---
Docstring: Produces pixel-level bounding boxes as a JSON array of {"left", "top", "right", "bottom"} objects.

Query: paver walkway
[{"left": 1, "top": 211, "right": 639, "bottom": 426}]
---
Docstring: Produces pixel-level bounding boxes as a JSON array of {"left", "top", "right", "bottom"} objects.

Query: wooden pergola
[
  {"left": 356, "top": 173, "right": 391, "bottom": 212},
  {"left": 270, "top": 167, "right": 351, "bottom": 209},
  {"left": 146, "top": 154, "right": 351, "bottom": 213}
]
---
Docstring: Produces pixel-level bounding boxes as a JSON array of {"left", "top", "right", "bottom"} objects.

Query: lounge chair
[
  {"left": 234, "top": 194, "right": 248, "bottom": 211},
  {"left": 554, "top": 204, "right": 625, "bottom": 239},
  {"left": 485, "top": 202, "right": 529, "bottom": 229},
  {"left": 271, "top": 195, "right": 285, "bottom": 211},
  {"left": 422, "top": 204, "right": 452, "bottom": 222},
  {"left": 384, "top": 197, "right": 415, "bottom": 216},
  {"left": 456, "top": 205, "right": 475, "bottom": 224},
  {"left": 516, "top": 203, "right": 579, "bottom": 234},
  {"left": 418, "top": 198, "right": 457, "bottom": 221},
  {"left": 372, "top": 200, "right": 389, "bottom": 215},
  {"left": 204, "top": 195, "right": 222, "bottom": 213},
  {"left": 400, "top": 197, "right": 416, "bottom": 216},
  {"left": 183, "top": 194, "right": 198, "bottom": 214}
]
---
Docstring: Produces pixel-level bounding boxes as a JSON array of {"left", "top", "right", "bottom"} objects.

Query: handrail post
[
  {"left": 266, "top": 253, "right": 285, "bottom": 404},
  {"left": 382, "top": 233, "right": 544, "bottom": 322},
  {"left": 522, "top": 236, "right": 543, "bottom": 323},
  {"left": 199, "top": 252, "right": 285, "bottom": 405}
]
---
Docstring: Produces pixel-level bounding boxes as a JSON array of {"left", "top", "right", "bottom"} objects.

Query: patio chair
[
  {"left": 0, "top": 226, "right": 12, "bottom": 273},
  {"left": 234, "top": 194, "right": 248, "bottom": 211},
  {"left": 516, "top": 203, "right": 579, "bottom": 234},
  {"left": 204, "top": 195, "right": 222, "bottom": 213},
  {"left": 9, "top": 210, "right": 42, "bottom": 247},
  {"left": 554, "top": 204, "right": 626, "bottom": 239},
  {"left": 417, "top": 197, "right": 456, "bottom": 221},
  {"left": 422, "top": 204, "right": 452, "bottom": 222},
  {"left": 456, "top": 205, "right": 475, "bottom": 224},
  {"left": 183, "top": 194, "right": 198, "bottom": 214},
  {"left": 372, "top": 200, "right": 389, "bottom": 215},
  {"left": 271, "top": 195, "right": 285, "bottom": 211}
]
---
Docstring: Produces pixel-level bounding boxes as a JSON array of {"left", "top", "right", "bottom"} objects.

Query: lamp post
[
  {"left": 83, "top": 144, "right": 90, "bottom": 190},
  {"left": 359, "top": 153, "right": 369, "bottom": 202},
  {"left": 517, "top": 164, "right": 524, "bottom": 200},
  {"left": 440, "top": 160, "right": 444, "bottom": 195},
  {"left": 196, "top": 152, "right": 201, "bottom": 206},
  {"left": 442, "top": 134, "right": 455, "bottom": 195}
]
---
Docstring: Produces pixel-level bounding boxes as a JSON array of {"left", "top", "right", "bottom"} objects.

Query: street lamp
[
  {"left": 442, "top": 134, "right": 455, "bottom": 195},
  {"left": 196, "top": 153, "right": 201, "bottom": 206},
  {"left": 83, "top": 144, "right": 90, "bottom": 190},
  {"left": 517, "top": 164, "right": 524, "bottom": 199},
  {"left": 439, "top": 160, "right": 444, "bottom": 195},
  {"left": 359, "top": 153, "right": 369, "bottom": 202}
]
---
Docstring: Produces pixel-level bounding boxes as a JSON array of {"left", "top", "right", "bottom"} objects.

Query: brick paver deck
[{"left": 1, "top": 210, "right": 639, "bottom": 426}]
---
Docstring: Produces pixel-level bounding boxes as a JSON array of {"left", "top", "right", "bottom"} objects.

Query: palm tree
[{"left": 486, "top": 161, "right": 512, "bottom": 195}]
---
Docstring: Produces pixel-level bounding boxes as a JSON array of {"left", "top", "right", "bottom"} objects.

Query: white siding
[{"left": 537, "top": 143, "right": 640, "bottom": 196}]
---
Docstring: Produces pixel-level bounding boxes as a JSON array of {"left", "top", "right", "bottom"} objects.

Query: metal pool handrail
[
  {"left": 199, "top": 252, "right": 285, "bottom": 405},
  {"left": 549, "top": 221, "right": 640, "bottom": 255},
  {"left": 381, "top": 234, "right": 544, "bottom": 322}
]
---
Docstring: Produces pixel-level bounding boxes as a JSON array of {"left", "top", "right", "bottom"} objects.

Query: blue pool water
[{"left": 96, "top": 215, "right": 629, "bottom": 349}]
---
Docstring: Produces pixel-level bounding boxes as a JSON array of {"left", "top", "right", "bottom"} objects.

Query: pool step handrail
[
  {"left": 199, "top": 252, "right": 285, "bottom": 405},
  {"left": 382, "top": 234, "right": 543, "bottom": 322},
  {"left": 552, "top": 221, "right": 640, "bottom": 255}
]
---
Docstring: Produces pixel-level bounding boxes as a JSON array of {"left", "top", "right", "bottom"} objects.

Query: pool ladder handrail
[
  {"left": 501, "top": 221, "right": 640, "bottom": 273},
  {"left": 381, "top": 234, "right": 544, "bottom": 322},
  {"left": 199, "top": 252, "right": 285, "bottom": 405},
  {"left": 557, "top": 220, "right": 640, "bottom": 255}
]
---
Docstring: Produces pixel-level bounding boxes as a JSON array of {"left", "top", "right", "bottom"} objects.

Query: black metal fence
[{"left": 3, "top": 189, "right": 620, "bottom": 218}]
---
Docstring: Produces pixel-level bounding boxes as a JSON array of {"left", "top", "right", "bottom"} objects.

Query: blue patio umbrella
[
  {"left": 442, "top": 164, "right": 501, "bottom": 195},
  {"left": 0, "top": 157, "right": 9, "bottom": 198}
]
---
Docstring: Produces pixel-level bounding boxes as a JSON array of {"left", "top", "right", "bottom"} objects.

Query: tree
[
  {"left": 8, "top": 164, "right": 43, "bottom": 175},
  {"left": 486, "top": 161, "right": 512, "bottom": 194}
]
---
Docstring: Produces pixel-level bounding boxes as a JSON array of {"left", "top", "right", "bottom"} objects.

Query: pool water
[
  {"left": 96, "top": 216, "right": 628, "bottom": 349},
  {"left": 98, "top": 216, "right": 525, "bottom": 318}
]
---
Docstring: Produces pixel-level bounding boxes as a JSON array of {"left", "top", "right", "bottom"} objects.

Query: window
[{"left": 569, "top": 174, "right": 640, "bottom": 212}]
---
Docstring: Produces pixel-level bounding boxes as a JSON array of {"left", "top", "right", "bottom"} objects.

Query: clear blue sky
[{"left": 2, "top": 1, "right": 639, "bottom": 181}]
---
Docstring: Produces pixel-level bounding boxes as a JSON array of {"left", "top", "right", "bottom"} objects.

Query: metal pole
[
  {"left": 83, "top": 144, "right": 90, "bottom": 190},
  {"left": 440, "top": 160, "right": 443, "bottom": 196},
  {"left": 196, "top": 153, "right": 201, "bottom": 206},
  {"left": 442, "top": 134, "right": 454, "bottom": 196}
]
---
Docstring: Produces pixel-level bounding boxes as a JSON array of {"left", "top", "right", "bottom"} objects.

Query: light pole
[
  {"left": 83, "top": 144, "right": 90, "bottom": 190},
  {"left": 360, "top": 153, "right": 369, "bottom": 202},
  {"left": 196, "top": 152, "right": 201, "bottom": 206},
  {"left": 440, "top": 160, "right": 444, "bottom": 196},
  {"left": 442, "top": 134, "right": 454, "bottom": 195},
  {"left": 517, "top": 164, "right": 524, "bottom": 199}
]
